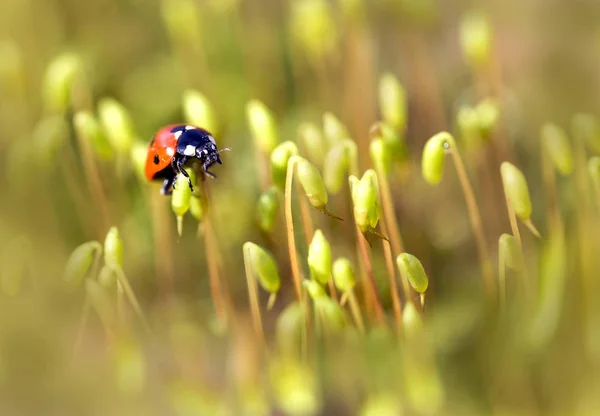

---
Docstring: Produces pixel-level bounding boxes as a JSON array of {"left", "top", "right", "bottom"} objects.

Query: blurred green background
[{"left": 2, "top": 0, "right": 600, "bottom": 415}]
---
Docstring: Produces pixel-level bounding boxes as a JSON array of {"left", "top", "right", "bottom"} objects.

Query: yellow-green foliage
[{"left": 0, "top": 2, "right": 597, "bottom": 415}]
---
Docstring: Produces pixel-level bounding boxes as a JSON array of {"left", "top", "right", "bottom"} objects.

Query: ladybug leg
[
  {"left": 203, "top": 162, "right": 217, "bottom": 180},
  {"left": 174, "top": 156, "right": 194, "bottom": 191},
  {"left": 160, "top": 175, "right": 176, "bottom": 195}
]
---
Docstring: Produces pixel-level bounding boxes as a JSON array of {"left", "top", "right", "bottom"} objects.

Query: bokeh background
[{"left": 1, "top": 0, "right": 600, "bottom": 414}]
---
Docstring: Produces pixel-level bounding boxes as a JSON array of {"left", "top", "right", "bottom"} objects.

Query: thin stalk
[
  {"left": 284, "top": 156, "right": 305, "bottom": 300},
  {"left": 448, "top": 146, "right": 495, "bottom": 297},
  {"left": 346, "top": 290, "right": 365, "bottom": 334},
  {"left": 59, "top": 145, "right": 94, "bottom": 233},
  {"left": 574, "top": 134, "right": 592, "bottom": 302},
  {"left": 149, "top": 190, "right": 176, "bottom": 302},
  {"left": 376, "top": 166, "right": 405, "bottom": 255},
  {"left": 285, "top": 157, "right": 314, "bottom": 360},
  {"left": 75, "top": 129, "right": 111, "bottom": 234},
  {"left": 298, "top": 186, "right": 315, "bottom": 241},
  {"left": 200, "top": 176, "right": 230, "bottom": 328},
  {"left": 498, "top": 242, "right": 506, "bottom": 311},
  {"left": 116, "top": 282, "right": 126, "bottom": 328},
  {"left": 381, "top": 229, "right": 402, "bottom": 329},
  {"left": 503, "top": 185, "right": 522, "bottom": 247},
  {"left": 502, "top": 190, "right": 530, "bottom": 299},
  {"left": 111, "top": 264, "right": 151, "bottom": 334},
  {"left": 541, "top": 149, "right": 562, "bottom": 232},
  {"left": 73, "top": 297, "right": 90, "bottom": 357},
  {"left": 72, "top": 244, "right": 103, "bottom": 356},
  {"left": 373, "top": 170, "right": 411, "bottom": 304},
  {"left": 356, "top": 227, "right": 387, "bottom": 327},
  {"left": 243, "top": 244, "right": 265, "bottom": 347}
]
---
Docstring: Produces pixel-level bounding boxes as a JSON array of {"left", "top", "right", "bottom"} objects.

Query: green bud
[
  {"left": 244, "top": 242, "right": 281, "bottom": 294},
  {"left": 500, "top": 162, "right": 532, "bottom": 221},
  {"left": 307, "top": 230, "right": 332, "bottom": 285},
  {"left": 359, "top": 393, "right": 402, "bottom": 416},
  {"left": 323, "top": 112, "right": 350, "bottom": 147},
  {"left": 42, "top": 52, "right": 82, "bottom": 113},
  {"left": 0, "top": 236, "right": 31, "bottom": 297},
  {"left": 332, "top": 258, "right": 356, "bottom": 292},
  {"left": 422, "top": 132, "right": 452, "bottom": 185},
  {"left": 323, "top": 141, "right": 350, "bottom": 194},
  {"left": 246, "top": 99, "right": 279, "bottom": 153},
  {"left": 271, "top": 141, "right": 299, "bottom": 190},
  {"left": 276, "top": 301, "right": 306, "bottom": 354},
  {"left": 32, "top": 115, "right": 69, "bottom": 169},
  {"left": 476, "top": 98, "right": 500, "bottom": 139},
  {"left": 172, "top": 169, "right": 195, "bottom": 235},
  {"left": 397, "top": 253, "right": 429, "bottom": 294},
  {"left": 457, "top": 106, "right": 481, "bottom": 149},
  {"left": 290, "top": 0, "right": 338, "bottom": 66},
  {"left": 303, "top": 279, "right": 327, "bottom": 300},
  {"left": 98, "top": 264, "right": 118, "bottom": 292},
  {"left": 314, "top": 297, "right": 346, "bottom": 333},
  {"left": 541, "top": 123, "right": 573, "bottom": 176},
  {"left": 499, "top": 233, "right": 524, "bottom": 272},
  {"left": 183, "top": 89, "right": 219, "bottom": 135},
  {"left": 572, "top": 113, "right": 600, "bottom": 155},
  {"left": 370, "top": 121, "right": 407, "bottom": 164},
  {"left": 352, "top": 170, "right": 379, "bottom": 233},
  {"left": 257, "top": 186, "right": 281, "bottom": 233},
  {"left": 104, "top": 226, "right": 124, "bottom": 268},
  {"left": 98, "top": 97, "right": 136, "bottom": 154},
  {"left": 459, "top": 11, "right": 492, "bottom": 69},
  {"left": 298, "top": 122, "right": 326, "bottom": 167},
  {"left": 64, "top": 241, "right": 102, "bottom": 288},
  {"left": 588, "top": 156, "right": 600, "bottom": 188},
  {"left": 73, "top": 110, "right": 113, "bottom": 161},
  {"left": 270, "top": 357, "right": 321, "bottom": 416},
  {"left": 190, "top": 195, "right": 204, "bottom": 222},
  {"left": 297, "top": 157, "right": 329, "bottom": 209},
  {"left": 130, "top": 141, "right": 149, "bottom": 181},
  {"left": 378, "top": 72, "right": 407, "bottom": 132},
  {"left": 369, "top": 138, "right": 392, "bottom": 175}
]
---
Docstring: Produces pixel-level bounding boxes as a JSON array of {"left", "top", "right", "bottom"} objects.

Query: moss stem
[
  {"left": 75, "top": 128, "right": 111, "bottom": 234},
  {"left": 112, "top": 265, "right": 151, "bottom": 334},
  {"left": 541, "top": 150, "right": 561, "bottom": 232},
  {"left": 382, "top": 232, "right": 403, "bottom": 329},
  {"left": 374, "top": 169, "right": 412, "bottom": 307},
  {"left": 199, "top": 175, "right": 230, "bottom": 328},
  {"left": 347, "top": 289, "right": 365, "bottom": 334},
  {"left": 448, "top": 146, "right": 495, "bottom": 297},
  {"left": 498, "top": 241, "right": 506, "bottom": 311},
  {"left": 284, "top": 156, "right": 304, "bottom": 301},
  {"left": 243, "top": 244, "right": 265, "bottom": 347},
  {"left": 356, "top": 227, "right": 387, "bottom": 327}
]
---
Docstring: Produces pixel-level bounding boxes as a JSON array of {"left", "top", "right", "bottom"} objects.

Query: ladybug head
[{"left": 197, "top": 142, "right": 231, "bottom": 176}]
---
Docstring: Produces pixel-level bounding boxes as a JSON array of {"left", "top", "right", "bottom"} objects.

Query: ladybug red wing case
[{"left": 144, "top": 124, "right": 230, "bottom": 195}]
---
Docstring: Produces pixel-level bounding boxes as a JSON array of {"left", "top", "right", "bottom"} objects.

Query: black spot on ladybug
[{"left": 153, "top": 154, "right": 160, "bottom": 165}]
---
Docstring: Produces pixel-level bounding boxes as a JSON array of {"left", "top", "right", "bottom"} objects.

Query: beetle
[{"left": 144, "top": 124, "right": 230, "bottom": 195}]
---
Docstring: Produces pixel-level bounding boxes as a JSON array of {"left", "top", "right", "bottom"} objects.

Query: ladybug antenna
[{"left": 217, "top": 147, "right": 232, "bottom": 153}]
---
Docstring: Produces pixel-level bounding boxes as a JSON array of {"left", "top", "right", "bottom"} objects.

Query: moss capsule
[
  {"left": 307, "top": 230, "right": 332, "bottom": 285},
  {"left": 501, "top": 162, "right": 533, "bottom": 221},
  {"left": 271, "top": 141, "right": 299, "bottom": 190},
  {"left": 397, "top": 253, "right": 429, "bottom": 294}
]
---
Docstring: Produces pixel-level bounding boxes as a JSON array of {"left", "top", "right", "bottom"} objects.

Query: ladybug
[{"left": 144, "top": 124, "right": 230, "bottom": 195}]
